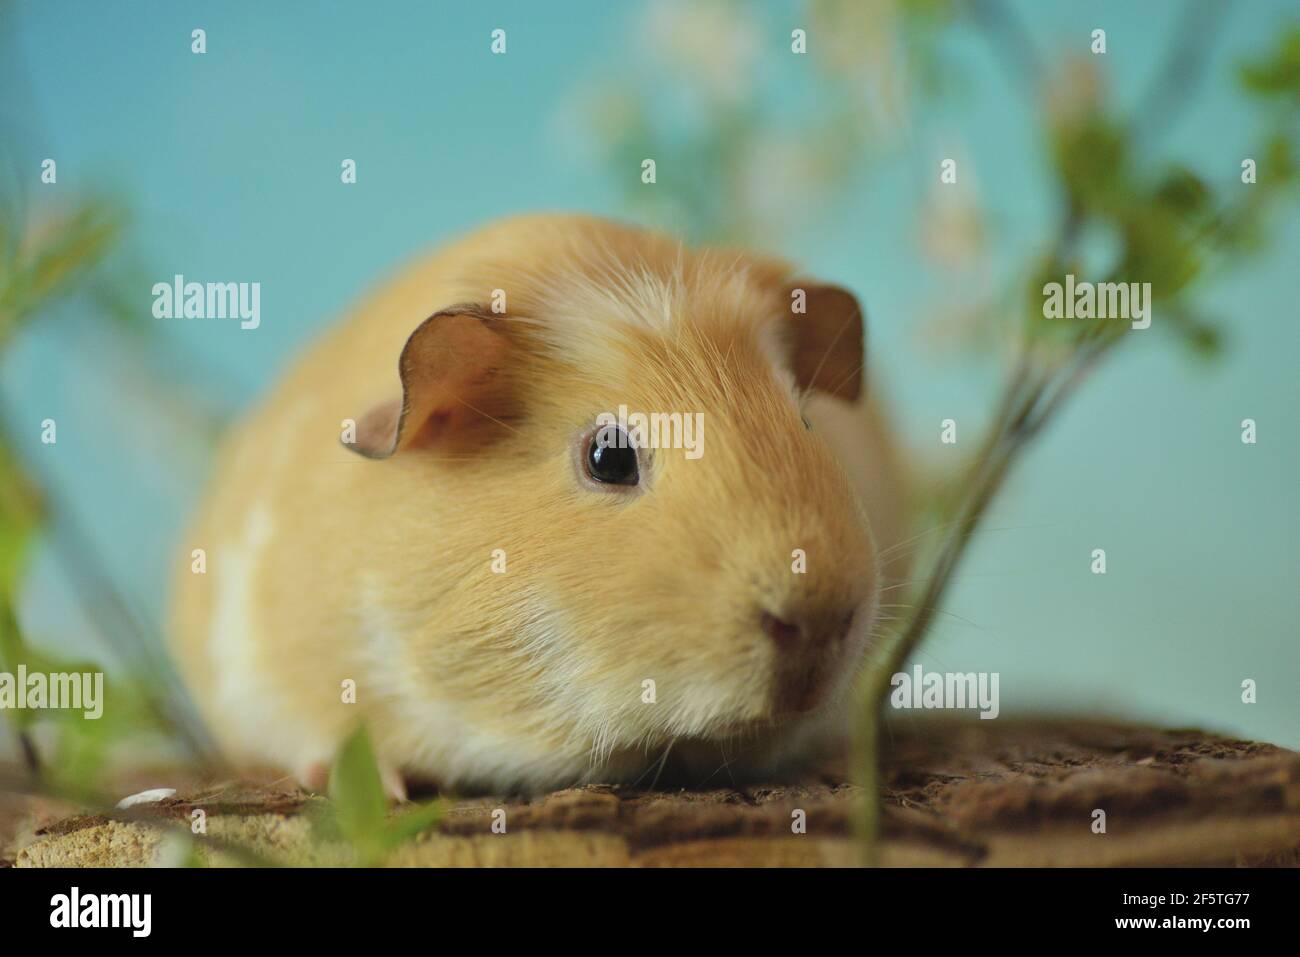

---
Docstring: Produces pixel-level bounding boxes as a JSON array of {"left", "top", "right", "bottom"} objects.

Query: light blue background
[{"left": 4, "top": 1, "right": 1297, "bottom": 748}]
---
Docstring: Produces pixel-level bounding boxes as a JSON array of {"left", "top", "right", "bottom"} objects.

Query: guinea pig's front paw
[
  {"left": 294, "top": 759, "right": 409, "bottom": 804},
  {"left": 294, "top": 759, "right": 331, "bottom": 794},
  {"left": 379, "top": 764, "right": 409, "bottom": 803}
]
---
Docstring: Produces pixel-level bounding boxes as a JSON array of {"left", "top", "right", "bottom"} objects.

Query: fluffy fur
[{"left": 169, "top": 213, "right": 907, "bottom": 794}]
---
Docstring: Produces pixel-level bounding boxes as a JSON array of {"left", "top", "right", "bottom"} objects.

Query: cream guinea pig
[{"left": 169, "top": 214, "right": 907, "bottom": 797}]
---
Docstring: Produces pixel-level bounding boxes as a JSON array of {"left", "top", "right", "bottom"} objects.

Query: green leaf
[
  {"left": 1050, "top": 115, "right": 1132, "bottom": 217},
  {"left": 1239, "top": 26, "right": 1300, "bottom": 101},
  {"left": 1163, "top": 309, "right": 1225, "bottom": 359},
  {"left": 1152, "top": 166, "right": 1210, "bottom": 218},
  {"left": 0, "top": 200, "right": 124, "bottom": 336},
  {"left": 1262, "top": 132, "right": 1298, "bottom": 184},
  {"left": 327, "top": 724, "right": 390, "bottom": 856},
  {"left": 382, "top": 800, "right": 445, "bottom": 848},
  {"left": 0, "top": 438, "right": 43, "bottom": 596},
  {"left": 0, "top": 598, "right": 34, "bottom": 730}
]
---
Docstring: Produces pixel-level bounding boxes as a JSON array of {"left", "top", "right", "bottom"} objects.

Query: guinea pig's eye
[
  {"left": 586, "top": 426, "right": 639, "bottom": 486},
  {"left": 801, "top": 415, "right": 813, "bottom": 431}
]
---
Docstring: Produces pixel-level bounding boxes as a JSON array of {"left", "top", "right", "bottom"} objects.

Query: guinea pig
[{"left": 169, "top": 213, "right": 907, "bottom": 797}]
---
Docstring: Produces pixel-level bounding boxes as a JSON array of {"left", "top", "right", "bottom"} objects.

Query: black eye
[{"left": 586, "top": 426, "right": 640, "bottom": 486}]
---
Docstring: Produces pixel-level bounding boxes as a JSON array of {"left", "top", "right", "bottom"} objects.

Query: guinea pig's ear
[
  {"left": 783, "top": 284, "right": 866, "bottom": 401},
  {"left": 345, "top": 304, "right": 512, "bottom": 459}
]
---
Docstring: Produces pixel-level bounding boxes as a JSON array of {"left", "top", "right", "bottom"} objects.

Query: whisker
[
  {"left": 648, "top": 739, "right": 676, "bottom": 790},
  {"left": 878, "top": 603, "right": 985, "bottom": 629}
]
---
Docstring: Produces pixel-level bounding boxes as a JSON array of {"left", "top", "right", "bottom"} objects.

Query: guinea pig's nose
[
  {"left": 761, "top": 608, "right": 856, "bottom": 651},
  {"left": 760, "top": 611, "right": 803, "bottom": 649}
]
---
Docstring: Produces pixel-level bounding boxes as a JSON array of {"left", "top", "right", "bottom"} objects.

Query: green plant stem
[
  {"left": 16, "top": 728, "right": 41, "bottom": 776},
  {"left": 855, "top": 330, "right": 1120, "bottom": 862},
  {"left": 853, "top": 700, "right": 882, "bottom": 867}
]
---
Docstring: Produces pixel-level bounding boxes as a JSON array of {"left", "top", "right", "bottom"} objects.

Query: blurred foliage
[
  {"left": 0, "top": 190, "right": 182, "bottom": 781},
  {"left": 309, "top": 725, "right": 444, "bottom": 866},
  {"left": 1240, "top": 27, "right": 1300, "bottom": 102},
  {"left": 0, "top": 199, "right": 132, "bottom": 346},
  {"left": 573, "top": 0, "right": 885, "bottom": 244},
  {"left": 0, "top": 437, "right": 40, "bottom": 594},
  {"left": 1027, "top": 64, "right": 1298, "bottom": 363},
  {"left": 823, "top": 5, "right": 1296, "bottom": 863}
]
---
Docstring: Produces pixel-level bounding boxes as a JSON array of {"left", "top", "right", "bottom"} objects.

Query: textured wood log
[{"left": 4, "top": 719, "right": 1298, "bottom": 867}]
